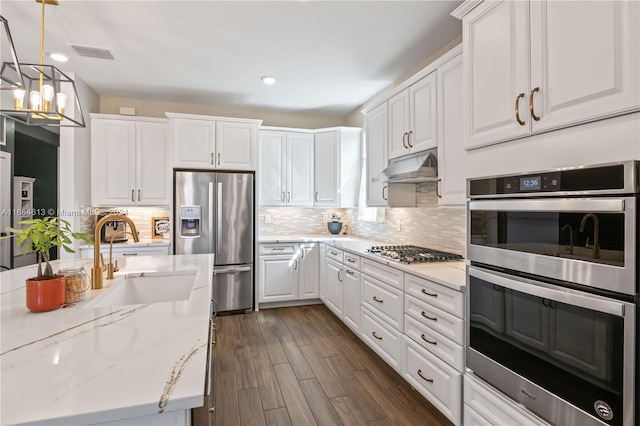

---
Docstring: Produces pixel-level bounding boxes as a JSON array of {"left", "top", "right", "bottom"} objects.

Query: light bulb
[
  {"left": 56, "top": 93, "right": 67, "bottom": 115},
  {"left": 41, "top": 84, "right": 54, "bottom": 111},
  {"left": 13, "top": 88, "right": 25, "bottom": 109},
  {"left": 30, "top": 91, "right": 42, "bottom": 110}
]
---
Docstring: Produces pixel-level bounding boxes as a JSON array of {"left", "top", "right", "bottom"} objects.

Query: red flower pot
[{"left": 26, "top": 275, "right": 66, "bottom": 312}]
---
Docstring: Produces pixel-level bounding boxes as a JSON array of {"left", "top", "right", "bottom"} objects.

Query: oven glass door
[{"left": 468, "top": 266, "right": 632, "bottom": 426}]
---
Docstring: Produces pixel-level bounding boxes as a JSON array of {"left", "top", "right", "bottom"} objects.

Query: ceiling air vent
[{"left": 69, "top": 44, "right": 114, "bottom": 60}]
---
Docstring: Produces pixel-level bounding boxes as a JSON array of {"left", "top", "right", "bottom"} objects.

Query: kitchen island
[{"left": 0, "top": 254, "right": 214, "bottom": 425}]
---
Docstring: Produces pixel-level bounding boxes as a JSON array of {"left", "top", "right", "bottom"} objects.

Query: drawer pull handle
[
  {"left": 346, "top": 270, "right": 355, "bottom": 275},
  {"left": 421, "top": 289, "right": 438, "bottom": 297},
  {"left": 417, "top": 369, "right": 433, "bottom": 383},
  {"left": 271, "top": 247, "right": 285, "bottom": 251},
  {"left": 421, "top": 311, "right": 437, "bottom": 321},
  {"left": 331, "top": 251, "right": 338, "bottom": 255},
  {"left": 347, "top": 258, "right": 356, "bottom": 263},
  {"left": 421, "top": 334, "right": 437, "bottom": 345},
  {"left": 373, "top": 296, "right": 384, "bottom": 303},
  {"left": 372, "top": 331, "right": 382, "bottom": 340}
]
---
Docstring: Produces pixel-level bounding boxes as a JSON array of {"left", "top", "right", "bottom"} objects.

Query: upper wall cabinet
[
  {"left": 456, "top": 0, "right": 640, "bottom": 150},
  {"left": 388, "top": 72, "right": 438, "bottom": 160},
  {"left": 167, "top": 112, "right": 261, "bottom": 170},
  {"left": 91, "top": 114, "right": 170, "bottom": 206},
  {"left": 314, "top": 128, "right": 362, "bottom": 208},
  {"left": 259, "top": 130, "right": 314, "bottom": 206}
]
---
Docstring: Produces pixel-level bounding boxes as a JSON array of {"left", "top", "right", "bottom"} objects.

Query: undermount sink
[{"left": 83, "top": 270, "right": 197, "bottom": 309}]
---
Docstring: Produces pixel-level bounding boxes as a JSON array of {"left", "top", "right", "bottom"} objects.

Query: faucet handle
[{"left": 113, "top": 259, "right": 119, "bottom": 273}]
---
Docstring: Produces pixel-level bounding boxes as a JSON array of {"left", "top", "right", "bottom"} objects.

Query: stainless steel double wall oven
[{"left": 466, "top": 161, "right": 638, "bottom": 426}]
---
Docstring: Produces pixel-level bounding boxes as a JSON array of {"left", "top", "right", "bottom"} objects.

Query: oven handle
[
  {"left": 469, "top": 266, "right": 626, "bottom": 317},
  {"left": 468, "top": 198, "right": 625, "bottom": 213}
]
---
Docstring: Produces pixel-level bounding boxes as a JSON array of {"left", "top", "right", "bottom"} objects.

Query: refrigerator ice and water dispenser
[{"left": 179, "top": 205, "right": 201, "bottom": 238}]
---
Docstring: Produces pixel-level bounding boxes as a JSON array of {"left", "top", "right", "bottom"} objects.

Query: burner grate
[{"left": 367, "top": 245, "right": 462, "bottom": 264}]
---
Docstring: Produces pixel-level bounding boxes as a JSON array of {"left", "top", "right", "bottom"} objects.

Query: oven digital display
[{"left": 520, "top": 176, "right": 541, "bottom": 190}]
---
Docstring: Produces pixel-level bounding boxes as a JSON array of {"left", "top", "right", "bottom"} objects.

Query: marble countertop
[
  {"left": 79, "top": 238, "right": 171, "bottom": 249},
  {"left": 0, "top": 254, "right": 214, "bottom": 425},
  {"left": 259, "top": 234, "right": 466, "bottom": 291}
]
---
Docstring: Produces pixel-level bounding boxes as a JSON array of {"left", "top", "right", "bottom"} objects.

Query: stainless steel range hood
[{"left": 372, "top": 149, "right": 438, "bottom": 183}]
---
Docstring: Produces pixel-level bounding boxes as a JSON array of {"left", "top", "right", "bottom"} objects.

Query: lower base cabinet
[
  {"left": 402, "top": 336, "right": 461, "bottom": 425},
  {"left": 343, "top": 267, "right": 361, "bottom": 333},
  {"left": 361, "top": 307, "right": 402, "bottom": 372},
  {"left": 464, "top": 373, "right": 550, "bottom": 426},
  {"left": 324, "top": 258, "right": 344, "bottom": 318}
]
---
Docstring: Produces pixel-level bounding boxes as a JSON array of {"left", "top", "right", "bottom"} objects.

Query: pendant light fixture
[{"left": 0, "top": 0, "right": 85, "bottom": 127}]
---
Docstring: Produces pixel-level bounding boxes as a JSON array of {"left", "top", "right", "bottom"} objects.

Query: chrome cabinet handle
[
  {"left": 515, "top": 93, "right": 526, "bottom": 125},
  {"left": 282, "top": 191, "right": 285, "bottom": 202},
  {"left": 421, "top": 311, "right": 437, "bottom": 321},
  {"left": 382, "top": 185, "right": 388, "bottom": 201},
  {"left": 435, "top": 179, "right": 441, "bottom": 199},
  {"left": 138, "top": 189, "right": 141, "bottom": 201},
  {"left": 122, "top": 253, "right": 138, "bottom": 256},
  {"left": 271, "top": 247, "right": 285, "bottom": 251},
  {"left": 529, "top": 87, "right": 540, "bottom": 121},
  {"left": 421, "top": 334, "right": 437, "bottom": 345},
  {"left": 417, "top": 369, "right": 433, "bottom": 383},
  {"left": 407, "top": 130, "right": 413, "bottom": 148},
  {"left": 421, "top": 289, "right": 438, "bottom": 297},
  {"left": 131, "top": 189, "right": 134, "bottom": 202},
  {"left": 372, "top": 331, "right": 382, "bottom": 340},
  {"left": 373, "top": 296, "right": 384, "bottom": 303},
  {"left": 338, "top": 269, "right": 343, "bottom": 282},
  {"left": 218, "top": 153, "right": 221, "bottom": 165},
  {"left": 402, "top": 132, "right": 408, "bottom": 149},
  {"left": 211, "top": 153, "right": 214, "bottom": 165},
  {"left": 287, "top": 192, "right": 291, "bottom": 202}
]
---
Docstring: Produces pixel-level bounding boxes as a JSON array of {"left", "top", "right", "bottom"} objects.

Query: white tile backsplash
[{"left": 83, "top": 207, "right": 171, "bottom": 241}]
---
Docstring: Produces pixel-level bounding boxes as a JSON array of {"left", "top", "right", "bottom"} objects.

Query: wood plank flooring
[{"left": 214, "top": 304, "right": 453, "bottom": 426}]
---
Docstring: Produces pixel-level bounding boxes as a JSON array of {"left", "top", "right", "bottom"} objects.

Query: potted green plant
[{"left": 3, "top": 217, "right": 93, "bottom": 312}]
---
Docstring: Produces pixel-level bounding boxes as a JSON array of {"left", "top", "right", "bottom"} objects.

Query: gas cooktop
[{"left": 367, "top": 245, "right": 463, "bottom": 264}]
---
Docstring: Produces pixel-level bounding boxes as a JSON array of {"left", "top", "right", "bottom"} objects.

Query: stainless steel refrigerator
[{"left": 174, "top": 170, "right": 254, "bottom": 312}]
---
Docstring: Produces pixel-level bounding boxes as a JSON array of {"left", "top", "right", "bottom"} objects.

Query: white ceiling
[{"left": 1, "top": 1, "right": 462, "bottom": 117}]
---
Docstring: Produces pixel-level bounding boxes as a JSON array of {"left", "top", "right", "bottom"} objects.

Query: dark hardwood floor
[{"left": 214, "top": 304, "right": 453, "bottom": 426}]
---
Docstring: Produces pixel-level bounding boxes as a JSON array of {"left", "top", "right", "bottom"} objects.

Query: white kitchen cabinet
[
  {"left": 298, "top": 243, "right": 319, "bottom": 299},
  {"left": 388, "top": 72, "right": 437, "bottom": 160},
  {"left": 319, "top": 243, "right": 327, "bottom": 303},
  {"left": 361, "top": 306, "right": 402, "bottom": 372},
  {"left": 436, "top": 54, "right": 466, "bottom": 206},
  {"left": 365, "top": 102, "right": 416, "bottom": 208},
  {"left": 314, "top": 127, "right": 361, "bottom": 207},
  {"left": 258, "top": 130, "right": 314, "bottom": 206},
  {"left": 259, "top": 253, "right": 299, "bottom": 303},
  {"left": 168, "top": 113, "right": 260, "bottom": 170},
  {"left": 464, "top": 373, "right": 551, "bottom": 426},
  {"left": 342, "top": 255, "right": 361, "bottom": 333},
  {"left": 324, "top": 258, "right": 344, "bottom": 318},
  {"left": 91, "top": 115, "right": 170, "bottom": 206},
  {"left": 456, "top": 0, "right": 640, "bottom": 150}
]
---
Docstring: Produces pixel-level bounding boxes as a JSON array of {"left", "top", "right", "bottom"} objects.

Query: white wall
[{"left": 59, "top": 73, "right": 99, "bottom": 259}]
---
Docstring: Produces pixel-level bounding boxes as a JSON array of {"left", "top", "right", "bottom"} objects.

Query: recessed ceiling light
[
  {"left": 49, "top": 52, "right": 68, "bottom": 62},
  {"left": 261, "top": 76, "right": 276, "bottom": 85}
]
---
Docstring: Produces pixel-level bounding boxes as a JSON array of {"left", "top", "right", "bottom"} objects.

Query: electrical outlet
[
  {"left": 264, "top": 214, "right": 271, "bottom": 224},
  {"left": 396, "top": 220, "right": 401, "bottom": 231}
]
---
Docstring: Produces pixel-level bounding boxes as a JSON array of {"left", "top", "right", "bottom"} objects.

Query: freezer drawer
[{"left": 213, "top": 265, "right": 253, "bottom": 312}]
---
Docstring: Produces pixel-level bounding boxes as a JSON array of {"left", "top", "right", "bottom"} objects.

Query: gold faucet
[
  {"left": 579, "top": 213, "right": 599, "bottom": 259},
  {"left": 561, "top": 224, "right": 573, "bottom": 254},
  {"left": 107, "top": 231, "right": 136, "bottom": 279},
  {"left": 92, "top": 215, "right": 139, "bottom": 289}
]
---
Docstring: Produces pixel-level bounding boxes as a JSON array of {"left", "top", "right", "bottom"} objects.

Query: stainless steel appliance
[
  {"left": 367, "top": 245, "right": 462, "bottom": 264},
  {"left": 174, "top": 170, "right": 254, "bottom": 313},
  {"left": 466, "top": 161, "right": 638, "bottom": 426},
  {"left": 98, "top": 213, "right": 128, "bottom": 243}
]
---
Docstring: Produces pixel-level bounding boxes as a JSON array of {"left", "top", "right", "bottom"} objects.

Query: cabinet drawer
[
  {"left": 343, "top": 252, "right": 361, "bottom": 270},
  {"left": 405, "top": 273, "right": 464, "bottom": 318},
  {"left": 361, "top": 307, "right": 402, "bottom": 372},
  {"left": 404, "top": 314, "right": 463, "bottom": 372},
  {"left": 260, "top": 243, "right": 298, "bottom": 255},
  {"left": 326, "top": 247, "right": 344, "bottom": 263},
  {"left": 402, "top": 336, "right": 461, "bottom": 425},
  {"left": 464, "top": 374, "right": 551, "bottom": 426},
  {"left": 361, "top": 258, "right": 403, "bottom": 290},
  {"left": 405, "top": 294, "right": 463, "bottom": 345},
  {"left": 361, "top": 275, "right": 403, "bottom": 331}
]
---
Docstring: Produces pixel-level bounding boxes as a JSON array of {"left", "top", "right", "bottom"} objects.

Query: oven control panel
[{"left": 503, "top": 172, "right": 561, "bottom": 193}]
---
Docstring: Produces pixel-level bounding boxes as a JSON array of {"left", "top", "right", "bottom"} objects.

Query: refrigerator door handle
[
  {"left": 213, "top": 266, "right": 252, "bottom": 274},
  {"left": 208, "top": 182, "right": 214, "bottom": 253},
  {"left": 217, "top": 181, "right": 223, "bottom": 256}
]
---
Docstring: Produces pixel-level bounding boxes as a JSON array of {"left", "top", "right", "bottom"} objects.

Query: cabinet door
[
  {"left": 325, "top": 258, "right": 344, "bottom": 318},
  {"left": 259, "top": 255, "right": 298, "bottom": 303},
  {"left": 343, "top": 268, "right": 361, "bottom": 332},
  {"left": 409, "top": 72, "right": 437, "bottom": 153},
  {"left": 463, "top": 0, "right": 530, "bottom": 149},
  {"left": 94, "top": 119, "right": 136, "bottom": 206},
  {"left": 437, "top": 55, "right": 466, "bottom": 206},
  {"left": 365, "top": 103, "right": 389, "bottom": 207},
  {"left": 299, "top": 244, "right": 319, "bottom": 299},
  {"left": 314, "top": 131, "right": 339, "bottom": 206},
  {"left": 216, "top": 121, "right": 255, "bottom": 170},
  {"left": 137, "top": 122, "right": 170, "bottom": 205},
  {"left": 388, "top": 91, "right": 410, "bottom": 159},
  {"left": 530, "top": 1, "right": 640, "bottom": 133},
  {"left": 287, "top": 132, "right": 314, "bottom": 206},
  {"left": 171, "top": 118, "right": 216, "bottom": 168},
  {"left": 319, "top": 243, "right": 327, "bottom": 302},
  {"left": 258, "top": 131, "right": 286, "bottom": 206}
]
